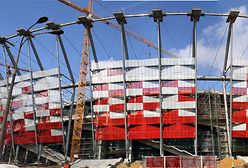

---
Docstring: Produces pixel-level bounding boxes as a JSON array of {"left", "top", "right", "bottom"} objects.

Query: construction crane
[
  {"left": 69, "top": 0, "right": 92, "bottom": 163},
  {"left": 58, "top": 0, "right": 178, "bottom": 58}
]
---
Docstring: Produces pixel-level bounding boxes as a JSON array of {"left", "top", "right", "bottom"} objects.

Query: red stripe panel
[
  {"left": 14, "top": 135, "right": 36, "bottom": 145},
  {"left": 24, "top": 112, "right": 34, "bottom": 119},
  {"left": 128, "top": 111, "right": 160, "bottom": 125},
  {"left": 109, "top": 89, "right": 124, "bottom": 97},
  {"left": 232, "top": 87, "right": 246, "bottom": 95},
  {"left": 163, "top": 110, "right": 195, "bottom": 124},
  {"left": 0, "top": 105, "right": 3, "bottom": 111},
  {"left": 127, "top": 81, "right": 142, "bottom": 88},
  {"left": 22, "top": 86, "right": 31, "bottom": 94},
  {"left": 36, "top": 90, "right": 48, "bottom": 97},
  {"left": 0, "top": 116, "right": 2, "bottom": 122},
  {"left": 178, "top": 95, "right": 195, "bottom": 102},
  {"left": 37, "top": 122, "right": 62, "bottom": 130},
  {"left": 127, "top": 96, "right": 143, "bottom": 103},
  {"left": 94, "top": 98, "right": 109, "bottom": 105},
  {"left": 163, "top": 124, "right": 195, "bottom": 138},
  {"left": 143, "top": 102, "right": 160, "bottom": 110},
  {"left": 162, "top": 80, "right": 178, "bottom": 87},
  {"left": 109, "top": 104, "right": 124, "bottom": 112},
  {"left": 13, "top": 120, "right": 25, "bottom": 132},
  {"left": 50, "top": 109, "right": 61, "bottom": 116},
  {"left": 38, "top": 135, "right": 63, "bottom": 143},
  {"left": 95, "top": 126, "right": 125, "bottom": 140},
  {"left": 232, "top": 130, "right": 246, "bottom": 138},
  {"left": 143, "top": 88, "right": 159, "bottom": 95},
  {"left": 94, "top": 84, "right": 108, "bottom": 91},
  {"left": 232, "top": 109, "right": 246, "bottom": 123},
  {"left": 107, "top": 69, "right": 123, "bottom": 76},
  {"left": 95, "top": 113, "right": 125, "bottom": 126},
  {"left": 233, "top": 102, "right": 248, "bottom": 109},
  {"left": 129, "top": 125, "right": 160, "bottom": 139},
  {"left": 178, "top": 87, "right": 195, "bottom": 94},
  {"left": 36, "top": 103, "right": 49, "bottom": 110}
]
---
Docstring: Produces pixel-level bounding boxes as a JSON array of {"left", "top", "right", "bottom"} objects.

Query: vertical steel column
[
  {"left": 57, "top": 35, "right": 76, "bottom": 161},
  {"left": 113, "top": 12, "right": 129, "bottom": 159},
  {"left": 3, "top": 43, "right": 21, "bottom": 75},
  {"left": 27, "top": 39, "right": 39, "bottom": 155},
  {"left": 3, "top": 47, "right": 15, "bottom": 160},
  {"left": 55, "top": 36, "right": 66, "bottom": 155},
  {"left": 190, "top": 8, "right": 201, "bottom": 155},
  {"left": 223, "top": 81, "right": 232, "bottom": 156},
  {"left": 229, "top": 23, "right": 234, "bottom": 153},
  {"left": 29, "top": 38, "right": 44, "bottom": 71},
  {"left": 151, "top": 9, "right": 164, "bottom": 156},
  {"left": 222, "top": 10, "right": 239, "bottom": 156},
  {"left": 157, "top": 20, "right": 164, "bottom": 157},
  {"left": 0, "top": 74, "right": 3, "bottom": 80},
  {"left": 208, "top": 92, "right": 215, "bottom": 155}
]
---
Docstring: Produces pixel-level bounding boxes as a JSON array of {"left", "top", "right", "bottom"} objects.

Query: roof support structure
[
  {"left": 78, "top": 16, "right": 98, "bottom": 63},
  {"left": 222, "top": 10, "right": 239, "bottom": 157},
  {"left": 114, "top": 10, "right": 130, "bottom": 160},
  {"left": 152, "top": 8, "right": 164, "bottom": 157},
  {"left": 17, "top": 28, "right": 44, "bottom": 71},
  {"left": 189, "top": 8, "right": 202, "bottom": 156},
  {"left": 1, "top": 42, "right": 21, "bottom": 75}
]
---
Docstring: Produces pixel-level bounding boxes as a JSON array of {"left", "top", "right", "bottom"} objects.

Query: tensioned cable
[
  {"left": 201, "top": 25, "right": 228, "bottom": 90},
  {"left": 126, "top": 33, "right": 138, "bottom": 59},
  {"left": 93, "top": 0, "right": 113, "bottom": 15},
  {"left": 92, "top": 29, "right": 113, "bottom": 60},
  {"left": 62, "top": 34, "right": 82, "bottom": 60},
  {"left": 33, "top": 38, "right": 80, "bottom": 80}
]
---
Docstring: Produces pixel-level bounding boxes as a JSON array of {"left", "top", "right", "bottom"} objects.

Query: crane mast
[{"left": 69, "top": 0, "right": 92, "bottom": 162}]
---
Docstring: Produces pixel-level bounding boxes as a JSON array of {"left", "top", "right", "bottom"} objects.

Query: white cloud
[{"left": 174, "top": 6, "right": 248, "bottom": 75}]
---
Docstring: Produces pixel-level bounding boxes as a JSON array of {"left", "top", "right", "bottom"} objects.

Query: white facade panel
[
  {"left": 108, "top": 83, "right": 124, "bottom": 90},
  {"left": 51, "top": 129, "right": 63, "bottom": 136},
  {"left": 109, "top": 98, "right": 124, "bottom": 104},
  {"left": 143, "top": 110, "right": 160, "bottom": 117},
  {"left": 162, "top": 101, "right": 196, "bottom": 109},
  {"left": 143, "top": 81, "right": 159, "bottom": 88},
  {"left": 93, "top": 105, "right": 109, "bottom": 112},
  {"left": 126, "top": 88, "right": 142, "bottom": 96},
  {"left": 178, "top": 110, "right": 195, "bottom": 116},
  {"left": 36, "top": 110, "right": 50, "bottom": 117},
  {"left": 233, "top": 95, "right": 247, "bottom": 102},
  {"left": 109, "top": 112, "right": 124, "bottom": 119},
  {"left": 143, "top": 96, "right": 159, "bottom": 103},
  {"left": 233, "top": 124, "right": 246, "bottom": 131},
  {"left": 93, "top": 91, "right": 109, "bottom": 99},
  {"left": 127, "top": 103, "right": 143, "bottom": 111},
  {"left": 162, "top": 87, "right": 178, "bottom": 95},
  {"left": 233, "top": 81, "right": 247, "bottom": 88}
]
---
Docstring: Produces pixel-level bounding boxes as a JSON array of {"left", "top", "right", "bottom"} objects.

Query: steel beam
[
  {"left": 55, "top": 36, "right": 66, "bottom": 157},
  {"left": 3, "top": 43, "right": 21, "bottom": 75},
  {"left": 190, "top": 8, "right": 201, "bottom": 156},
  {"left": 114, "top": 10, "right": 130, "bottom": 160},
  {"left": 27, "top": 40, "right": 39, "bottom": 155},
  {"left": 29, "top": 38, "right": 44, "bottom": 71},
  {"left": 0, "top": 73, "right": 3, "bottom": 80},
  {"left": 57, "top": 34, "right": 76, "bottom": 161},
  {"left": 152, "top": 8, "right": 164, "bottom": 157}
]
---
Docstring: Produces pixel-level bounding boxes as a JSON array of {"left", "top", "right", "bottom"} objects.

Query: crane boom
[{"left": 58, "top": 0, "right": 178, "bottom": 58}]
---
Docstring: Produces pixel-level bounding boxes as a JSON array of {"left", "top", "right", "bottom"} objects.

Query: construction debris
[
  {"left": 219, "top": 157, "right": 247, "bottom": 168},
  {"left": 71, "top": 158, "right": 123, "bottom": 168}
]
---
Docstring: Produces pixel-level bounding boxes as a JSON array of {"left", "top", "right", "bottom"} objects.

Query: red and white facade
[
  {"left": 232, "top": 60, "right": 248, "bottom": 137},
  {"left": 0, "top": 68, "right": 63, "bottom": 145},
  {"left": 91, "top": 58, "right": 196, "bottom": 140}
]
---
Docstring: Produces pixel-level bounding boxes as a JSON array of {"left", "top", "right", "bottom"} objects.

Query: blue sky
[{"left": 0, "top": 0, "right": 248, "bottom": 92}]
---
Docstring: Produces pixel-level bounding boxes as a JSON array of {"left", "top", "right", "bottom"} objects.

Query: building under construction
[{"left": 0, "top": 0, "right": 248, "bottom": 167}]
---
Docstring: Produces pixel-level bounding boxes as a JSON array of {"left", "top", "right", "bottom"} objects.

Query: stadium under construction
[{"left": 1, "top": 1, "right": 248, "bottom": 167}]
